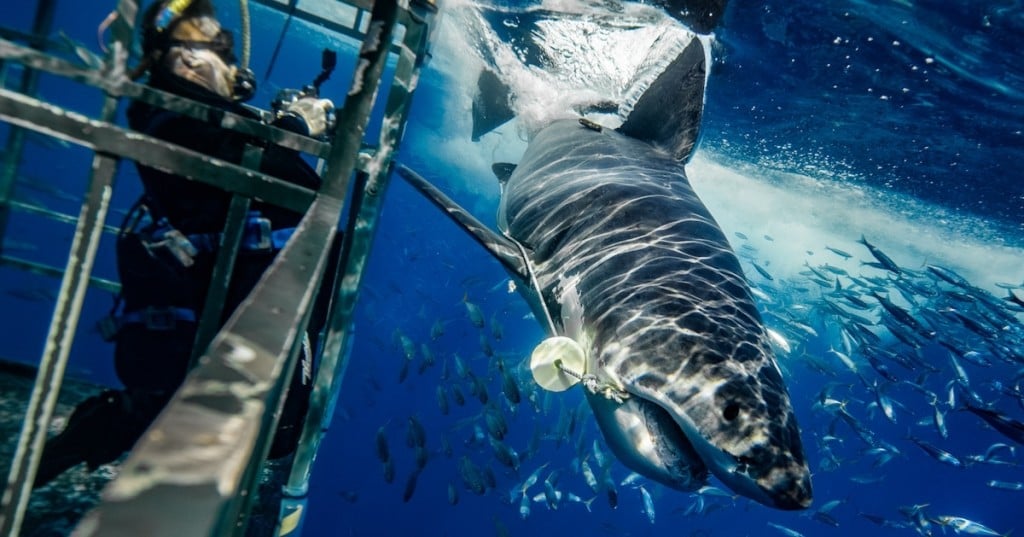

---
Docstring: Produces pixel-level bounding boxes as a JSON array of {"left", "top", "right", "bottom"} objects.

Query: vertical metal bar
[
  {"left": 228, "top": 306, "right": 314, "bottom": 537},
  {"left": 279, "top": 170, "right": 367, "bottom": 500},
  {"left": 353, "top": 9, "right": 364, "bottom": 33},
  {"left": 0, "top": 2, "right": 136, "bottom": 533},
  {"left": 189, "top": 146, "right": 263, "bottom": 367},
  {"left": 318, "top": 2, "right": 397, "bottom": 201},
  {"left": 0, "top": 152, "right": 118, "bottom": 536},
  {"left": 0, "top": 0, "right": 59, "bottom": 256},
  {"left": 283, "top": 11, "right": 430, "bottom": 502},
  {"left": 189, "top": 194, "right": 251, "bottom": 366},
  {"left": 67, "top": 1, "right": 400, "bottom": 535}
]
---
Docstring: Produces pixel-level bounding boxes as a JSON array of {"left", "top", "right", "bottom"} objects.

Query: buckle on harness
[
  {"left": 245, "top": 213, "right": 274, "bottom": 251},
  {"left": 142, "top": 306, "right": 179, "bottom": 330},
  {"left": 97, "top": 314, "right": 120, "bottom": 342}
]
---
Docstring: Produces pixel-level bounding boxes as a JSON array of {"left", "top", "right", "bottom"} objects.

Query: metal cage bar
[
  {"left": 282, "top": 7, "right": 433, "bottom": 513},
  {"left": 189, "top": 162, "right": 259, "bottom": 369},
  {"left": 69, "top": 2, "right": 400, "bottom": 534},
  {"left": 0, "top": 0, "right": 58, "bottom": 257},
  {"left": 0, "top": 0, "right": 137, "bottom": 532},
  {"left": 0, "top": 0, "right": 437, "bottom": 534}
]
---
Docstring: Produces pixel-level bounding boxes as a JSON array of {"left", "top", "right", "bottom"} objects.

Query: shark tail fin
[{"left": 616, "top": 38, "right": 706, "bottom": 162}]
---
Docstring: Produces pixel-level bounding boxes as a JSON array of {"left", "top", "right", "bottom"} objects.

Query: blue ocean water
[{"left": 2, "top": 1, "right": 1023, "bottom": 536}]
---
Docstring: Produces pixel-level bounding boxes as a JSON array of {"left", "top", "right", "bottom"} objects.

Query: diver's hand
[
  {"left": 278, "top": 95, "right": 335, "bottom": 138},
  {"left": 232, "top": 67, "right": 257, "bottom": 102},
  {"left": 142, "top": 228, "right": 197, "bottom": 268}
]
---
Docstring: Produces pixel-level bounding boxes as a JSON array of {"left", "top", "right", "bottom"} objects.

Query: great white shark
[{"left": 398, "top": 5, "right": 812, "bottom": 511}]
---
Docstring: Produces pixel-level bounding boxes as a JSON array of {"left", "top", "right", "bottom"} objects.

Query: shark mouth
[
  {"left": 586, "top": 388, "right": 710, "bottom": 492},
  {"left": 618, "top": 384, "right": 813, "bottom": 511}
]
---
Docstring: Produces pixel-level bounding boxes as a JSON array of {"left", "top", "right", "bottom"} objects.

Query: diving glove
[
  {"left": 142, "top": 227, "right": 198, "bottom": 268},
  {"left": 232, "top": 66, "right": 257, "bottom": 102},
  {"left": 272, "top": 86, "right": 336, "bottom": 139}
]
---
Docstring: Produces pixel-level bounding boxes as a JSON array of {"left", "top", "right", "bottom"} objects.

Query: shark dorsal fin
[
  {"left": 472, "top": 69, "right": 516, "bottom": 141},
  {"left": 491, "top": 163, "right": 517, "bottom": 184},
  {"left": 617, "top": 38, "right": 706, "bottom": 162}
]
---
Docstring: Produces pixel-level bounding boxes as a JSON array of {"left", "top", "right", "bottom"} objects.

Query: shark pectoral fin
[
  {"left": 616, "top": 38, "right": 706, "bottom": 162},
  {"left": 491, "top": 163, "right": 517, "bottom": 185},
  {"left": 395, "top": 165, "right": 529, "bottom": 281},
  {"left": 472, "top": 69, "right": 516, "bottom": 141}
]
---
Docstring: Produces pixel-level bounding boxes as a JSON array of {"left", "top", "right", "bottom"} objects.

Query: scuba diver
[{"left": 35, "top": 1, "right": 339, "bottom": 532}]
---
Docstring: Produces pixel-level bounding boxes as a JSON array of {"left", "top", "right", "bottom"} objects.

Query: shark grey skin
[
  {"left": 497, "top": 117, "right": 812, "bottom": 510},
  {"left": 398, "top": 5, "right": 811, "bottom": 509}
]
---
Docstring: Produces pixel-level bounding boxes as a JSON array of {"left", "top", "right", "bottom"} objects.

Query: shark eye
[{"left": 723, "top": 402, "right": 740, "bottom": 421}]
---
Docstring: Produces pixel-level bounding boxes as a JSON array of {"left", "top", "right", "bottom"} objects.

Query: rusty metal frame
[
  {"left": 0, "top": 2, "right": 134, "bottom": 533},
  {"left": 0, "top": 0, "right": 437, "bottom": 535},
  {"left": 280, "top": 4, "right": 434, "bottom": 525}
]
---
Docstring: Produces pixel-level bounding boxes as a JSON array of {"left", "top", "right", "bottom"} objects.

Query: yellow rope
[{"left": 239, "top": 0, "right": 251, "bottom": 69}]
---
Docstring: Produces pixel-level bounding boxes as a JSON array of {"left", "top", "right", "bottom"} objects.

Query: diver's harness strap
[
  {"left": 98, "top": 204, "right": 295, "bottom": 341},
  {"left": 185, "top": 216, "right": 296, "bottom": 254},
  {"left": 98, "top": 306, "right": 198, "bottom": 340},
  {"left": 129, "top": 206, "right": 297, "bottom": 266}
]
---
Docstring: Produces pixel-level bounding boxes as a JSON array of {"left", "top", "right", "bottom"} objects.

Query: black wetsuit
[{"left": 35, "top": 76, "right": 335, "bottom": 490}]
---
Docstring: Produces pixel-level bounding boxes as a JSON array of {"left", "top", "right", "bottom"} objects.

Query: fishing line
[
  {"left": 503, "top": 233, "right": 628, "bottom": 401},
  {"left": 503, "top": 231, "right": 558, "bottom": 337},
  {"left": 264, "top": 0, "right": 299, "bottom": 80}
]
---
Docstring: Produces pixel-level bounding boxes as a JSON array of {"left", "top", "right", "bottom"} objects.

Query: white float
[{"left": 529, "top": 336, "right": 586, "bottom": 392}]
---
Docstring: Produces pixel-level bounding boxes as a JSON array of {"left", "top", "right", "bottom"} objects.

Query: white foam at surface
[
  {"left": 406, "top": 0, "right": 1024, "bottom": 294},
  {"left": 408, "top": 0, "right": 689, "bottom": 203},
  {"left": 686, "top": 153, "right": 1024, "bottom": 291}
]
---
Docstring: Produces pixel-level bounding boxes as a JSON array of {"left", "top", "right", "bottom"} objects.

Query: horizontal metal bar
[
  {"left": 0, "top": 88, "right": 316, "bottom": 215},
  {"left": 0, "top": 254, "right": 121, "bottom": 294},
  {"left": 67, "top": 200, "right": 344, "bottom": 536},
  {"left": 251, "top": 0, "right": 375, "bottom": 29},
  {"left": 249, "top": 0, "right": 435, "bottom": 55},
  {"left": 70, "top": 0, "right": 401, "bottom": 534},
  {"left": 0, "top": 25, "right": 69, "bottom": 52},
  {"left": 253, "top": 0, "right": 438, "bottom": 19},
  {"left": 5, "top": 199, "right": 121, "bottom": 235},
  {"left": 0, "top": 38, "right": 331, "bottom": 159}
]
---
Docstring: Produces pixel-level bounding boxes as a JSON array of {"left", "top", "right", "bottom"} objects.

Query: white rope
[
  {"left": 504, "top": 232, "right": 558, "bottom": 337},
  {"left": 238, "top": 0, "right": 251, "bottom": 69},
  {"left": 504, "top": 231, "right": 628, "bottom": 402}
]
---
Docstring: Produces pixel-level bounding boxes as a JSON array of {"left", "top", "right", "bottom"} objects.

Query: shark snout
[
  {"left": 707, "top": 445, "right": 812, "bottom": 511},
  {"left": 756, "top": 461, "right": 813, "bottom": 510}
]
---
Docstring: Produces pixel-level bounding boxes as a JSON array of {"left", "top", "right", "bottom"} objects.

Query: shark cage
[{"left": 0, "top": 0, "right": 437, "bottom": 534}]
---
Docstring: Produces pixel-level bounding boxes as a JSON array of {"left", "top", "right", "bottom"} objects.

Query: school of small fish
[{"left": 360, "top": 232, "right": 1021, "bottom": 536}]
